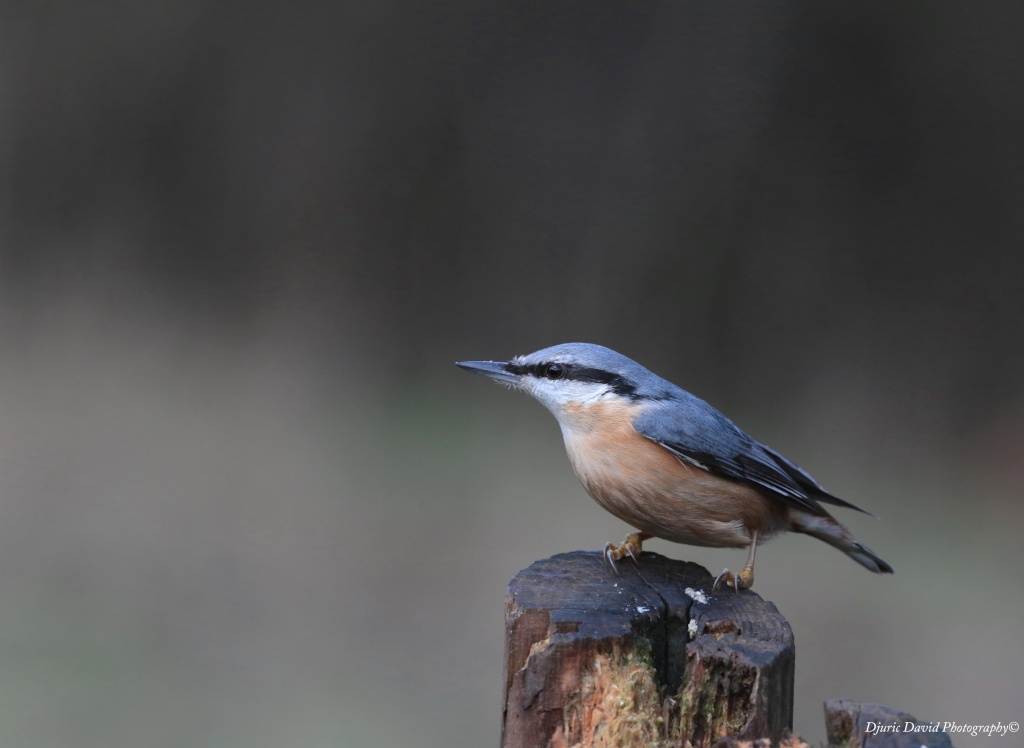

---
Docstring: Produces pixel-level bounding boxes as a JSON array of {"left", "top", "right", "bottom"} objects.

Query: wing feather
[{"left": 632, "top": 395, "right": 860, "bottom": 517}]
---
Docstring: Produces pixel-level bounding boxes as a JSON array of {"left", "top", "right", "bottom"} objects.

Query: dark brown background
[{"left": 2, "top": 2, "right": 1022, "bottom": 746}]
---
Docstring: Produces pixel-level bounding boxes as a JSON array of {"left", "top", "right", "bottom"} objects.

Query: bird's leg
[
  {"left": 714, "top": 530, "right": 759, "bottom": 592},
  {"left": 603, "top": 531, "right": 652, "bottom": 571}
]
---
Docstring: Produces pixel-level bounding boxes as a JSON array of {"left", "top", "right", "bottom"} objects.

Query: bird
[{"left": 456, "top": 342, "right": 893, "bottom": 590}]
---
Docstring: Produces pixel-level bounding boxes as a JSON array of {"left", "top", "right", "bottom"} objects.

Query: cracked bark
[{"left": 501, "top": 551, "right": 794, "bottom": 748}]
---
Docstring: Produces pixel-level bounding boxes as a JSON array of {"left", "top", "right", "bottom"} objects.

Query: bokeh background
[{"left": 3, "top": 2, "right": 1023, "bottom": 746}]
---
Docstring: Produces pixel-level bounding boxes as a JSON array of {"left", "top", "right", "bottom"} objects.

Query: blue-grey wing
[
  {"left": 632, "top": 395, "right": 864, "bottom": 516},
  {"left": 755, "top": 442, "right": 871, "bottom": 514}
]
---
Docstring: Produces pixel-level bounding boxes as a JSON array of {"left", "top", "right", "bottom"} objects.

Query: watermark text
[{"left": 865, "top": 720, "right": 1019, "bottom": 738}]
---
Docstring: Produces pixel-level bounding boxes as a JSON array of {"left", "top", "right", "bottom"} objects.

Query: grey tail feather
[
  {"left": 789, "top": 511, "right": 894, "bottom": 574},
  {"left": 846, "top": 541, "right": 895, "bottom": 574}
]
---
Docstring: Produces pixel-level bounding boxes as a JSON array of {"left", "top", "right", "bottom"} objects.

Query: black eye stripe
[
  {"left": 572, "top": 367, "right": 635, "bottom": 395},
  {"left": 506, "top": 361, "right": 638, "bottom": 398}
]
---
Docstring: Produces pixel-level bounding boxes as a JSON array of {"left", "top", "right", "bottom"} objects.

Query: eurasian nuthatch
[{"left": 457, "top": 342, "right": 893, "bottom": 590}]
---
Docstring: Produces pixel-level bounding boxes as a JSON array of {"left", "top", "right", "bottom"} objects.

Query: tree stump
[
  {"left": 824, "top": 699, "right": 956, "bottom": 748},
  {"left": 502, "top": 551, "right": 795, "bottom": 748}
]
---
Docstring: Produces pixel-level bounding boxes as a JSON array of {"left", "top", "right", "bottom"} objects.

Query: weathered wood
[
  {"left": 502, "top": 551, "right": 795, "bottom": 748},
  {"left": 824, "top": 699, "right": 955, "bottom": 748}
]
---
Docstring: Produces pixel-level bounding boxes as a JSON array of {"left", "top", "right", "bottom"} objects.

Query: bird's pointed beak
[{"left": 455, "top": 359, "right": 518, "bottom": 384}]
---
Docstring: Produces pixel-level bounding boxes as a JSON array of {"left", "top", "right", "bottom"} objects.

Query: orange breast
[{"left": 559, "top": 400, "right": 786, "bottom": 548}]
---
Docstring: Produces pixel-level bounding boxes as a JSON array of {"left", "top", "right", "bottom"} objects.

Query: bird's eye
[{"left": 545, "top": 364, "right": 564, "bottom": 380}]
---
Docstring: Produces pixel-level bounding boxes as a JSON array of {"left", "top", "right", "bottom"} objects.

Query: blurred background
[{"left": 2, "top": 1, "right": 1023, "bottom": 746}]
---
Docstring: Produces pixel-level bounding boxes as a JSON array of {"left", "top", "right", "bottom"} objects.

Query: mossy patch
[{"left": 549, "top": 639, "right": 684, "bottom": 748}]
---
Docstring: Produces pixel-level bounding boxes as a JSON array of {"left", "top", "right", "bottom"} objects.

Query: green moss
[{"left": 560, "top": 639, "right": 685, "bottom": 748}]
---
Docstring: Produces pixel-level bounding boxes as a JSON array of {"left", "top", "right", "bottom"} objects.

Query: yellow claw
[
  {"left": 713, "top": 565, "right": 755, "bottom": 592},
  {"left": 713, "top": 530, "right": 759, "bottom": 592},
  {"left": 603, "top": 531, "right": 652, "bottom": 572}
]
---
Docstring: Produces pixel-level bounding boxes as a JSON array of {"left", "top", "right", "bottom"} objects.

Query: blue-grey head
[{"left": 456, "top": 343, "right": 680, "bottom": 421}]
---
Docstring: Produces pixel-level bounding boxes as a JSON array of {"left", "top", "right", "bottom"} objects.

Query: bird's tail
[{"left": 788, "top": 511, "right": 894, "bottom": 574}]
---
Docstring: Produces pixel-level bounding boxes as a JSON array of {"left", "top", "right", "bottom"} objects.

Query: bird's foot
[
  {"left": 603, "top": 532, "right": 650, "bottom": 573},
  {"left": 714, "top": 565, "right": 754, "bottom": 592}
]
